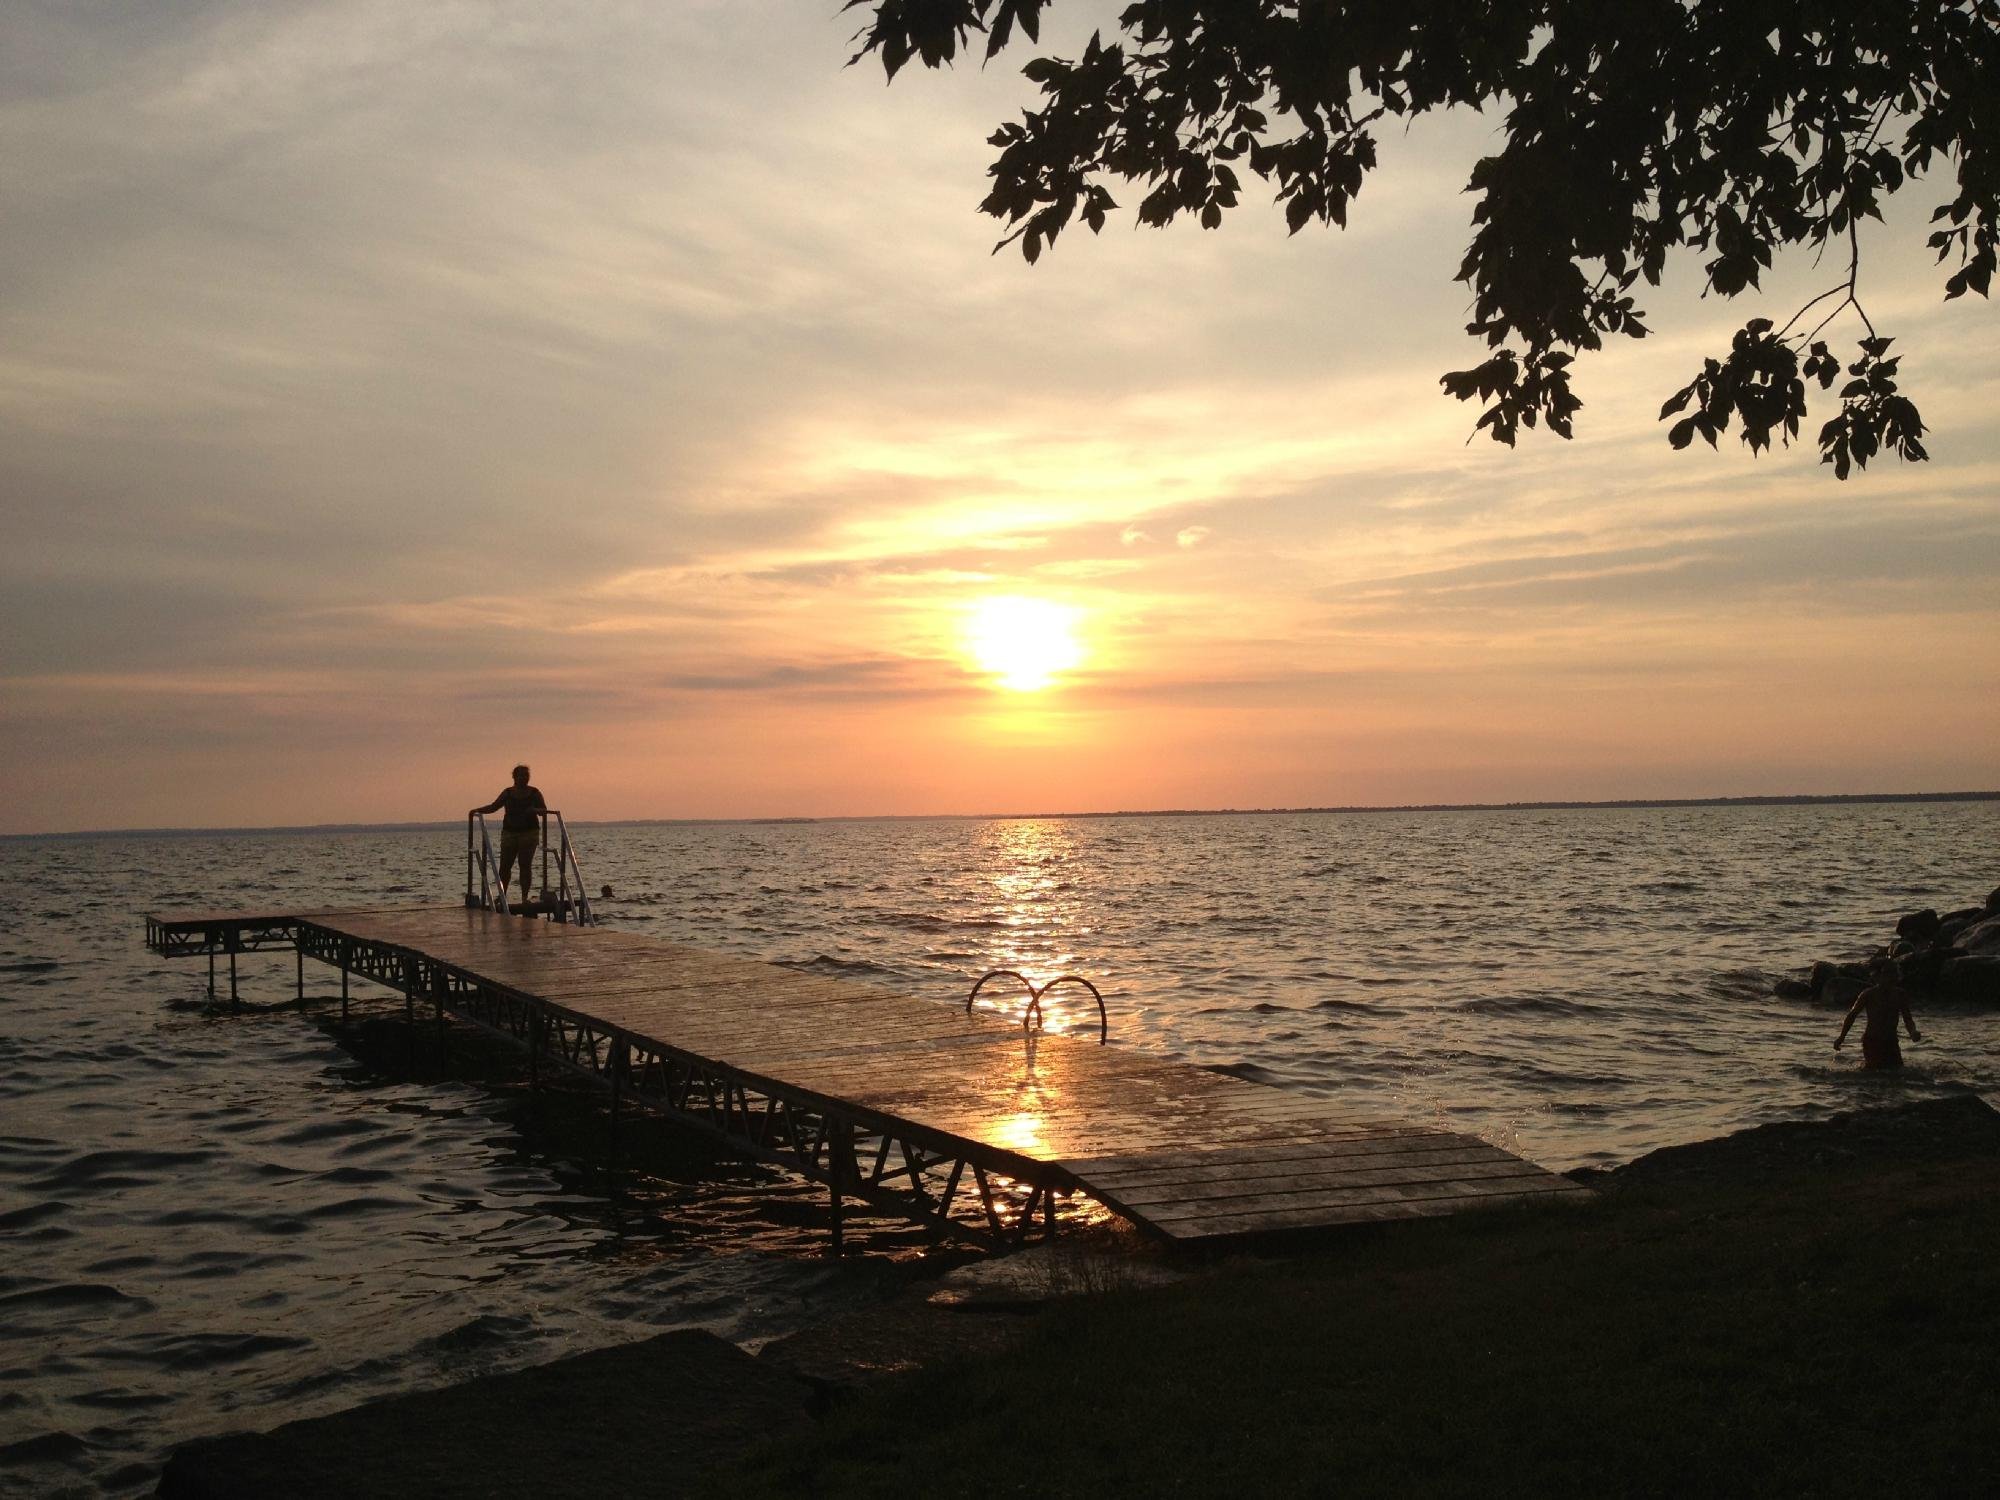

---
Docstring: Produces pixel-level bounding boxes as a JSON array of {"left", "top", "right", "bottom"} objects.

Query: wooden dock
[{"left": 146, "top": 905, "right": 1587, "bottom": 1245}]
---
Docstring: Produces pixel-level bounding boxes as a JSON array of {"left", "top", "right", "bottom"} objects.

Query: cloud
[
  {"left": 657, "top": 655, "right": 969, "bottom": 703},
  {"left": 3, "top": 0, "right": 1997, "bottom": 829}
]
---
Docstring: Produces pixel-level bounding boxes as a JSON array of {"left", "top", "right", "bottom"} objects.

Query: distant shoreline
[{"left": 8, "top": 789, "right": 1997, "bottom": 840}]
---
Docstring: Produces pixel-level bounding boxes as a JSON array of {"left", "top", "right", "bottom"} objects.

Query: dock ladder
[{"left": 467, "top": 809, "right": 597, "bottom": 925}]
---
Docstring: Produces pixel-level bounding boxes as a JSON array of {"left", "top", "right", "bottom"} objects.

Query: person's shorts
[
  {"left": 499, "top": 825, "right": 539, "bottom": 870},
  {"left": 1861, "top": 1031, "right": 1902, "bottom": 1070}
]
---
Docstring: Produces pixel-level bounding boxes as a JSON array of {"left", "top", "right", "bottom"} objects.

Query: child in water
[{"left": 1834, "top": 958, "right": 1922, "bottom": 1070}]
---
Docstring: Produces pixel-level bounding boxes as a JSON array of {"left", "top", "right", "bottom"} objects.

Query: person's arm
[
  {"left": 470, "top": 791, "right": 505, "bottom": 816},
  {"left": 1901, "top": 993, "right": 1922, "bottom": 1043},
  {"left": 1834, "top": 994, "right": 1865, "bottom": 1049},
  {"left": 531, "top": 788, "right": 547, "bottom": 811}
]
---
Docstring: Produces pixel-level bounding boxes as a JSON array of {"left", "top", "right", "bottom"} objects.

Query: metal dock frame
[{"left": 291, "top": 917, "right": 1070, "bottom": 1249}]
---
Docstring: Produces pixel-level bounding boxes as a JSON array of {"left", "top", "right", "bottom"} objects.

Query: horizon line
[{"left": 7, "top": 788, "right": 1997, "bottom": 840}]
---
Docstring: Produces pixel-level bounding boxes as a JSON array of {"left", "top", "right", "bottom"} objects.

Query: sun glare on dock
[{"left": 966, "top": 596, "right": 1084, "bottom": 692}]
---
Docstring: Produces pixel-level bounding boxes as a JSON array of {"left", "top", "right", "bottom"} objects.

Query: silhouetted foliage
[{"left": 846, "top": 0, "right": 1998, "bottom": 477}]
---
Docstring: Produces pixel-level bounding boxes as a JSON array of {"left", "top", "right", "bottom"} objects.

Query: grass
[{"left": 726, "top": 1141, "right": 2000, "bottom": 1497}]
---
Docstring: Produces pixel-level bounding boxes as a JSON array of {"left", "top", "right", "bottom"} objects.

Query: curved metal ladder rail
[
  {"left": 966, "top": 968, "right": 1108, "bottom": 1044},
  {"left": 466, "top": 810, "right": 596, "bottom": 926}
]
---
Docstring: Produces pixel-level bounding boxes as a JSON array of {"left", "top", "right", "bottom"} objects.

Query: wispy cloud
[{"left": 3, "top": 1, "right": 1996, "bottom": 830}]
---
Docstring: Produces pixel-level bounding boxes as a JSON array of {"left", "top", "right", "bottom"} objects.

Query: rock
[
  {"left": 1987, "top": 885, "right": 2000, "bottom": 914},
  {"left": 156, "top": 1329, "right": 813, "bottom": 1500},
  {"left": 1820, "top": 974, "right": 1866, "bottom": 1011},
  {"left": 1938, "top": 917, "right": 1975, "bottom": 948},
  {"left": 1903, "top": 947, "right": 1948, "bottom": 990},
  {"left": 1945, "top": 906, "right": 1986, "bottom": 923},
  {"left": 1953, "top": 915, "right": 2000, "bottom": 956},
  {"left": 1937, "top": 956, "right": 2000, "bottom": 1006},
  {"left": 1808, "top": 960, "right": 1840, "bottom": 999},
  {"left": 1772, "top": 977, "right": 1814, "bottom": 1001},
  {"left": 1890, "top": 939, "right": 1918, "bottom": 960},
  {"left": 1895, "top": 908, "right": 1942, "bottom": 942},
  {"left": 927, "top": 1241, "right": 1186, "bottom": 1308}
]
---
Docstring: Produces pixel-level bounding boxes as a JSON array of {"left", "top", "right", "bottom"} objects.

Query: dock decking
[{"left": 146, "top": 905, "right": 1587, "bottom": 1245}]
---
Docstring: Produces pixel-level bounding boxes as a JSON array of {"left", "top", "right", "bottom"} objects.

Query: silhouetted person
[
  {"left": 1835, "top": 958, "right": 1921, "bottom": 1070},
  {"left": 472, "top": 765, "right": 546, "bottom": 902}
]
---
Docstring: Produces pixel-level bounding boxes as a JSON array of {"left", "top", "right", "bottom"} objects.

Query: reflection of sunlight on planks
[{"left": 145, "top": 905, "right": 1588, "bottom": 1247}]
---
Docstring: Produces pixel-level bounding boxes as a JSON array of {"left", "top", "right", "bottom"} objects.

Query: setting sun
[{"left": 966, "top": 596, "right": 1085, "bottom": 692}]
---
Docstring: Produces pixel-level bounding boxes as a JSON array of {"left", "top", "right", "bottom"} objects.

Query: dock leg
[
  {"left": 228, "top": 945, "right": 239, "bottom": 1009},
  {"left": 296, "top": 947, "right": 304, "bottom": 1004},
  {"left": 529, "top": 1012, "right": 541, "bottom": 1091},
  {"left": 341, "top": 966, "right": 350, "bottom": 1024},
  {"left": 404, "top": 986, "right": 415, "bottom": 1075},
  {"left": 828, "top": 1129, "right": 847, "bottom": 1257},
  {"left": 207, "top": 950, "right": 215, "bottom": 1002},
  {"left": 435, "top": 991, "right": 448, "bottom": 1079},
  {"left": 609, "top": 1041, "right": 627, "bottom": 1177}
]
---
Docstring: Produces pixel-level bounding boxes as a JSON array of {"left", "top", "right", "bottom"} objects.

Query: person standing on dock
[
  {"left": 472, "top": 765, "right": 547, "bottom": 901},
  {"left": 1834, "top": 958, "right": 1922, "bottom": 1070}
]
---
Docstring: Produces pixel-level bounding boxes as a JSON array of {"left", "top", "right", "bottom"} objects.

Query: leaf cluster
[{"left": 846, "top": 0, "right": 2000, "bottom": 476}]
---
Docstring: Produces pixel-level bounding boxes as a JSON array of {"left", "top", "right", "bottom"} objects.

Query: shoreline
[
  {"left": 10, "top": 788, "right": 1999, "bottom": 840},
  {"left": 151, "top": 1093, "right": 2000, "bottom": 1498}
]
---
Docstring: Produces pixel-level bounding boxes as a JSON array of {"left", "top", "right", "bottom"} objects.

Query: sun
[{"left": 965, "top": 596, "right": 1084, "bottom": 692}]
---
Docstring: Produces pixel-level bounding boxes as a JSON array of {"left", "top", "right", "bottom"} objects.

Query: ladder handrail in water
[
  {"left": 966, "top": 968, "right": 1108, "bottom": 1044},
  {"left": 466, "top": 809, "right": 596, "bottom": 925}
]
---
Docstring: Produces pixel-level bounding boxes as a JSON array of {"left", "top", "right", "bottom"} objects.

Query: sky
[{"left": 5, "top": 0, "right": 1998, "bottom": 834}]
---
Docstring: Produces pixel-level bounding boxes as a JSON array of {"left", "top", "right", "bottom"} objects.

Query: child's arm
[
  {"left": 1901, "top": 994, "right": 1922, "bottom": 1043},
  {"left": 1834, "top": 995, "right": 1864, "bottom": 1049}
]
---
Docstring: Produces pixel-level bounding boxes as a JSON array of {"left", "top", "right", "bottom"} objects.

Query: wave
[
  {"left": 1460, "top": 994, "right": 1603, "bottom": 1017},
  {"left": 1705, "top": 967, "right": 1775, "bottom": 1002},
  {"left": 24, "top": 1149, "right": 215, "bottom": 1193},
  {"left": 0, "top": 1281, "right": 149, "bottom": 1314},
  {"left": 881, "top": 911, "right": 1005, "bottom": 933},
  {"left": 779, "top": 954, "right": 907, "bottom": 981}
]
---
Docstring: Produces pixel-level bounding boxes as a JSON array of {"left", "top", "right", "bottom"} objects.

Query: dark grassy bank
[
  {"left": 728, "top": 1096, "right": 2000, "bottom": 1497},
  {"left": 152, "top": 1094, "right": 2000, "bottom": 1498}
]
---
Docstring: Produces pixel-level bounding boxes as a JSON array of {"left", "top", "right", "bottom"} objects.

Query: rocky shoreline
[
  {"left": 153, "top": 1094, "right": 2000, "bottom": 1498},
  {"left": 1773, "top": 884, "right": 2000, "bottom": 1009}
]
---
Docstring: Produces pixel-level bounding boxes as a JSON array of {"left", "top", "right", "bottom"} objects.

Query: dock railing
[{"left": 467, "top": 809, "right": 596, "bottom": 925}]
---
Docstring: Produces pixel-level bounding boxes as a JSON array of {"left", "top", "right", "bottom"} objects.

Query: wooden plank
[
  {"left": 1077, "top": 1144, "right": 1534, "bottom": 1200},
  {"left": 1091, "top": 1156, "right": 1554, "bottom": 1214},
  {"left": 1144, "top": 1177, "right": 1591, "bottom": 1240},
  {"left": 1064, "top": 1135, "right": 1506, "bottom": 1190},
  {"left": 1139, "top": 1171, "right": 1589, "bottom": 1227}
]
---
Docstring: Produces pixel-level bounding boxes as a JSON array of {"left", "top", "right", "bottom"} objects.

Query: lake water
[{"left": 3, "top": 802, "right": 1996, "bottom": 1495}]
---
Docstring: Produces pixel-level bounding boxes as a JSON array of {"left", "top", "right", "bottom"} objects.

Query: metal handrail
[
  {"left": 466, "top": 809, "right": 595, "bottom": 925},
  {"left": 1027, "top": 975, "right": 1107, "bottom": 1045},
  {"left": 966, "top": 968, "right": 1108, "bottom": 1045}
]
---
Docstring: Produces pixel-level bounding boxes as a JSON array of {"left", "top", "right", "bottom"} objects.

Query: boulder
[
  {"left": 1936, "top": 956, "right": 2000, "bottom": 1007},
  {"left": 1895, "top": 908, "right": 1942, "bottom": 942},
  {"left": 1820, "top": 973, "right": 1867, "bottom": 1011},
  {"left": 1944, "top": 906, "right": 1986, "bottom": 923},
  {"left": 1808, "top": 960, "right": 1840, "bottom": 999},
  {"left": 1987, "top": 885, "right": 2000, "bottom": 914},
  {"left": 1953, "top": 915, "right": 2000, "bottom": 956},
  {"left": 1903, "top": 947, "right": 1948, "bottom": 990},
  {"left": 1938, "top": 916, "right": 1974, "bottom": 948},
  {"left": 1772, "top": 977, "right": 1814, "bottom": 1001}
]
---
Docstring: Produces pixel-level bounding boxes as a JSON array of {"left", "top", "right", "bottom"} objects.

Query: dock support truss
[
  {"left": 287, "top": 921, "right": 1072, "bottom": 1249},
  {"left": 146, "top": 915, "right": 302, "bottom": 1006}
]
